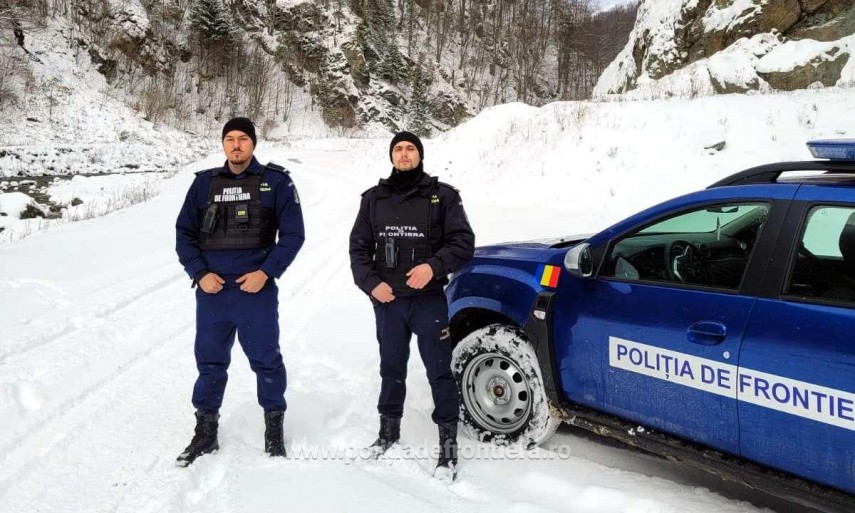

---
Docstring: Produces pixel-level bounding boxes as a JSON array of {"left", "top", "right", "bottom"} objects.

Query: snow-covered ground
[{"left": 1, "top": 87, "right": 848, "bottom": 512}]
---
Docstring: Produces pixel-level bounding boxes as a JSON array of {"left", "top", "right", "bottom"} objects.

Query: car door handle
[{"left": 687, "top": 321, "right": 727, "bottom": 346}]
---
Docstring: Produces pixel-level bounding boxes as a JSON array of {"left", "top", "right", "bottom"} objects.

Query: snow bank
[
  {"left": 0, "top": 192, "right": 36, "bottom": 219},
  {"left": 0, "top": 191, "right": 50, "bottom": 238},
  {"left": 435, "top": 88, "right": 853, "bottom": 242}
]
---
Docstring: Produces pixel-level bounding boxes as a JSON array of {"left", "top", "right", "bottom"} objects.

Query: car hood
[
  {"left": 481, "top": 233, "right": 593, "bottom": 250},
  {"left": 474, "top": 233, "right": 592, "bottom": 260}
]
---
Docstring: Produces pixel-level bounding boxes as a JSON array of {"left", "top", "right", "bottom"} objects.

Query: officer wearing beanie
[
  {"left": 174, "top": 117, "right": 305, "bottom": 466},
  {"left": 349, "top": 131, "right": 475, "bottom": 480}
]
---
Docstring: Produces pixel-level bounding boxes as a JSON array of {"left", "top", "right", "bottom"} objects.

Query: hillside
[{"left": 1, "top": 0, "right": 636, "bottom": 139}]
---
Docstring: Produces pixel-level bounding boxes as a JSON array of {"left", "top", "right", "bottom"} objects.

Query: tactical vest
[
  {"left": 373, "top": 178, "right": 441, "bottom": 296},
  {"left": 198, "top": 173, "right": 277, "bottom": 251}
]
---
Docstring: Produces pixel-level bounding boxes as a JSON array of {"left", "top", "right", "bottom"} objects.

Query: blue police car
[{"left": 446, "top": 140, "right": 855, "bottom": 512}]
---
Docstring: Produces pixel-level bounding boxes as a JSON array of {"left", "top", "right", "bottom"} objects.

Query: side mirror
[{"left": 564, "top": 243, "right": 593, "bottom": 277}]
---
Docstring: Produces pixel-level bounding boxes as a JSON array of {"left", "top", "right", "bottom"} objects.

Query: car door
[
  {"left": 738, "top": 185, "right": 855, "bottom": 494},
  {"left": 552, "top": 187, "right": 794, "bottom": 455}
]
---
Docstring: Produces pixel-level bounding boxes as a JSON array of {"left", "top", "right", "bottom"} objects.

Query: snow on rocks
[
  {"left": 0, "top": 192, "right": 42, "bottom": 220},
  {"left": 595, "top": 0, "right": 855, "bottom": 98}
]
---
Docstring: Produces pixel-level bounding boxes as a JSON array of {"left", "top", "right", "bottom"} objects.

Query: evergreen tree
[
  {"left": 356, "top": 0, "right": 404, "bottom": 84},
  {"left": 382, "top": 42, "right": 406, "bottom": 84},
  {"left": 189, "top": 0, "right": 236, "bottom": 43},
  {"left": 409, "top": 61, "right": 431, "bottom": 137}
]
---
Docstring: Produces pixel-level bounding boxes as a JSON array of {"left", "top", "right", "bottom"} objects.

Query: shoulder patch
[
  {"left": 289, "top": 181, "right": 300, "bottom": 204},
  {"left": 437, "top": 181, "right": 460, "bottom": 193},
  {"left": 264, "top": 161, "right": 290, "bottom": 174}
]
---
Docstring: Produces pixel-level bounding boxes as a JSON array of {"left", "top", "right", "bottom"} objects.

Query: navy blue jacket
[
  {"left": 349, "top": 172, "right": 475, "bottom": 296},
  {"left": 176, "top": 157, "right": 305, "bottom": 280}
]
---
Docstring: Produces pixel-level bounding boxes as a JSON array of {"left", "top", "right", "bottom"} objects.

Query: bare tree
[{"left": 243, "top": 45, "right": 275, "bottom": 121}]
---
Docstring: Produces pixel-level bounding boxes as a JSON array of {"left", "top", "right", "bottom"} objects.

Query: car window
[
  {"left": 785, "top": 206, "right": 855, "bottom": 304},
  {"left": 603, "top": 203, "right": 769, "bottom": 289},
  {"left": 639, "top": 205, "right": 765, "bottom": 234}
]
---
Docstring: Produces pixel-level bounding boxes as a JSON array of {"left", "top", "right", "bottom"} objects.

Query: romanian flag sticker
[{"left": 538, "top": 264, "right": 561, "bottom": 288}]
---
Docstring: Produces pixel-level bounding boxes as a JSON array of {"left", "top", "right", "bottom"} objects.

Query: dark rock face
[
  {"left": 87, "top": 47, "right": 118, "bottom": 83},
  {"left": 759, "top": 50, "right": 851, "bottom": 90},
  {"left": 791, "top": 0, "right": 855, "bottom": 41},
  {"left": 271, "top": 1, "right": 470, "bottom": 132},
  {"left": 20, "top": 204, "right": 46, "bottom": 220},
  {"left": 77, "top": 0, "right": 472, "bottom": 133}
]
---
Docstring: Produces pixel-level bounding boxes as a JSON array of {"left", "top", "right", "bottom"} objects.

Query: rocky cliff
[
  {"left": 4, "top": 0, "right": 630, "bottom": 138},
  {"left": 595, "top": 0, "right": 854, "bottom": 98}
]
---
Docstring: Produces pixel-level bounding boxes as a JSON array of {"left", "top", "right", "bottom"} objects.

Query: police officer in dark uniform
[
  {"left": 349, "top": 131, "right": 475, "bottom": 479},
  {"left": 175, "top": 117, "right": 305, "bottom": 466}
]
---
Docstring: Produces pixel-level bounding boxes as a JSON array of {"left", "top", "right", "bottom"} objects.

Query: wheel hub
[{"left": 488, "top": 377, "right": 510, "bottom": 405}]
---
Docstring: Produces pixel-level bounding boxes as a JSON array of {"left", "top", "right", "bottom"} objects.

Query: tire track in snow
[
  {"left": 0, "top": 279, "right": 193, "bottom": 483},
  {"left": 269, "top": 155, "right": 362, "bottom": 338},
  {"left": 0, "top": 262, "right": 185, "bottom": 364},
  {"left": 0, "top": 310, "right": 195, "bottom": 511}
]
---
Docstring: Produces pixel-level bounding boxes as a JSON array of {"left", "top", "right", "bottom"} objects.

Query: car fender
[{"left": 448, "top": 263, "right": 543, "bottom": 329}]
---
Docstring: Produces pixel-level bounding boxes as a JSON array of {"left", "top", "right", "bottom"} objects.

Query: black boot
[
  {"left": 264, "top": 410, "right": 287, "bottom": 457},
  {"left": 435, "top": 422, "right": 458, "bottom": 481},
  {"left": 176, "top": 410, "right": 219, "bottom": 467},
  {"left": 367, "top": 415, "right": 401, "bottom": 457}
]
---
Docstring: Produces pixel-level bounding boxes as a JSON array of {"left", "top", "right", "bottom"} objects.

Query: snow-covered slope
[
  {"left": 0, "top": 17, "right": 208, "bottom": 177},
  {"left": 436, "top": 88, "right": 852, "bottom": 239}
]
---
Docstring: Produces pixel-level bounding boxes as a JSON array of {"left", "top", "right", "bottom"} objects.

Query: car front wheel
[{"left": 451, "top": 324, "right": 560, "bottom": 446}]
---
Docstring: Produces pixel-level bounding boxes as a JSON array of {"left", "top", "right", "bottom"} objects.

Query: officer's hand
[
  {"left": 199, "top": 273, "right": 225, "bottom": 294},
  {"left": 237, "top": 270, "right": 269, "bottom": 293},
  {"left": 371, "top": 282, "right": 395, "bottom": 303},
  {"left": 405, "top": 264, "right": 434, "bottom": 289}
]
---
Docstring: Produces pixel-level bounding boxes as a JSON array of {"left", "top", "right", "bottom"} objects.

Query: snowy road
[{"left": 0, "top": 139, "right": 812, "bottom": 513}]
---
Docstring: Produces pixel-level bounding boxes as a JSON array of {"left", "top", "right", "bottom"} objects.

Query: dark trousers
[
  {"left": 192, "top": 279, "right": 286, "bottom": 412},
  {"left": 373, "top": 293, "right": 459, "bottom": 424}
]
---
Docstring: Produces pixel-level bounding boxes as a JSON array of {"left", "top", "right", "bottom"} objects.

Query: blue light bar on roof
[{"left": 807, "top": 139, "right": 855, "bottom": 160}]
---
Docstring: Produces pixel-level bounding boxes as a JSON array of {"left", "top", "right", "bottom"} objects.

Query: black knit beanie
[
  {"left": 389, "top": 131, "right": 423, "bottom": 163},
  {"left": 222, "top": 117, "right": 257, "bottom": 147}
]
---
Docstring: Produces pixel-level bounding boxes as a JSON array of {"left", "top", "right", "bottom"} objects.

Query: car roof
[{"left": 708, "top": 160, "right": 855, "bottom": 188}]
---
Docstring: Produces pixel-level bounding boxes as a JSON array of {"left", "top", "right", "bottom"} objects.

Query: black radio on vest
[
  {"left": 384, "top": 238, "right": 398, "bottom": 269},
  {"left": 200, "top": 204, "right": 219, "bottom": 234}
]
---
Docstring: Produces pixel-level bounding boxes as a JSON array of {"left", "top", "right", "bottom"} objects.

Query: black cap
[
  {"left": 389, "top": 131, "right": 423, "bottom": 163},
  {"left": 222, "top": 117, "right": 257, "bottom": 147}
]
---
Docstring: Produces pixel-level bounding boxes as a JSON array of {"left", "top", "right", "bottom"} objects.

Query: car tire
[{"left": 451, "top": 324, "right": 560, "bottom": 447}]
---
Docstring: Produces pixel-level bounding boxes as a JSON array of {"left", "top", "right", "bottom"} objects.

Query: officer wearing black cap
[
  {"left": 349, "top": 131, "right": 475, "bottom": 479},
  {"left": 175, "top": 117, "right": 305, "bottom": 466}
]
